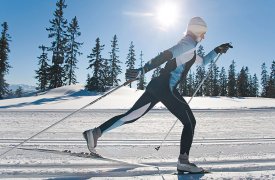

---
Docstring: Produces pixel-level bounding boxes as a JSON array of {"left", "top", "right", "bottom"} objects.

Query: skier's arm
[
  {"left": 143, "top": 50, "right": 173, "bottom": 73},
  {"left": 196, "top": 43, "right": 233, "bottom": 65},
  {"left": 126, "top": 50, "right": 173, "bottom": 81},
  {"left": 196, "top": 50, "right": 218, "bottom": 66},
  {"left": 143, "top": 41, "right": 195, "bottom": 73}
]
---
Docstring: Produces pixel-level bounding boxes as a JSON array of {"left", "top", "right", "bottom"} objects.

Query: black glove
[
  {"left": 214, "top": 43, "right": 233, "bottom": 54},
  {"left": 125, "top": 68, "right": 144, "bottom": 80}
]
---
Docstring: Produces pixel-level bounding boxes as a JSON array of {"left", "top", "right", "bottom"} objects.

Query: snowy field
[{"left": 1, "top": 85, "right": 275, "bottom": 179}]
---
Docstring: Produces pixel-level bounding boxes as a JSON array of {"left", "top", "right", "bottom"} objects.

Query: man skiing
[{"left": 83, "top": 17, "right": 232, "bottom": 173}]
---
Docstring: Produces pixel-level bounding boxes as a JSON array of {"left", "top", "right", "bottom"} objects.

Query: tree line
[
  {"left": 175, "top": 45, "right": 275, "bottom": 98},
  {"left": 0, "top": 0, "right": 274, "bottom": 99},
  {"left": 35, "top": 0, "right": 145, "bottom": 93}
]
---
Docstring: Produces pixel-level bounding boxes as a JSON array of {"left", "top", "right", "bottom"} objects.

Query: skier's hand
[
  {"left": 125, "top": 68, "right": 144, "bottom": 81},
  {"left": 214, "top": 43, "right": 233, "bottom": 54}
]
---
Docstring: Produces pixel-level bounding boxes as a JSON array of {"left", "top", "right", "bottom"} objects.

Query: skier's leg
[
  {"left": 83, "top": 90, "right": 158, "bottom": 152},
  {"left": 99, "top": 90, "right": 158, "bottom": 134},
  {"left": 173, "top": 90, "right": 196, "bottom": 155},
  {"left": 158, "top": 89, "right": 196, "bottom": 156},
  {"left": 157, "top": 90, "right": 202, "bottom": 172}
]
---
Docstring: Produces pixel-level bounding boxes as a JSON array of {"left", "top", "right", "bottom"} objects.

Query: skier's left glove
[
  {"left": 214, "top": 43, "right": 233, "bottom": 54},
  {"left": 125, "top": 68, "right": 144, "bottom": 81}
]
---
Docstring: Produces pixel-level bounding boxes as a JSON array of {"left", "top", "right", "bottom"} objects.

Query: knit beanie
[{"left": 187, "top": 17, "right": 207, "bottom": 38}]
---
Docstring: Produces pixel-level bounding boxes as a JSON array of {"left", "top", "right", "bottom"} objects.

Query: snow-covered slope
[{"left": 0, "top": 84, "right": 274, "bottom": 110}]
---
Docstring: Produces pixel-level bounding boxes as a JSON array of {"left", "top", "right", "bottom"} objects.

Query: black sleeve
[{"left": 143, "top": 50, "right": 173, "bottom": 73}]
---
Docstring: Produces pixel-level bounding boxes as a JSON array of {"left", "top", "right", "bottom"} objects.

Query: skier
[{"left": 83, "top": 17, "right": 232, "bottom": 173}]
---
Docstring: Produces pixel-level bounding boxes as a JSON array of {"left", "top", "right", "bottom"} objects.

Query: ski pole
[
  {"left": 155, "top": 53, "right": 222, "bottom": 151},
  {"left": 0, "top": 79, "right": 135, "bottom": 158}
]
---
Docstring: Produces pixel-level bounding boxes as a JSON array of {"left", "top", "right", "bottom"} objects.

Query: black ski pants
[{"left": 99, "top": 82, "right": 196, "bottom": 155}]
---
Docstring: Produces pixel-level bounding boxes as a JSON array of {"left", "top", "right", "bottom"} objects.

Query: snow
[
  {"left": 0, "top": 84, "right": 275, "bottom": 179},
  {"left": 0, "top": 84, "right": 274, "bottom": 110}
]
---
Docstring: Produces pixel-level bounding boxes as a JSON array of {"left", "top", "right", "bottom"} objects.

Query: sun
[{"left": 155, "top": 2, "right": 180, "bottom": 30}]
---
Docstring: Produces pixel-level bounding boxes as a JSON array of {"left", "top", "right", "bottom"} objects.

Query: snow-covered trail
[{"left": 1, "top": 109, "right": 275, "bottom": 179}]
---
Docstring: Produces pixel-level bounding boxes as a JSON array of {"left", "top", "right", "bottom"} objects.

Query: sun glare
[{"left": 155, "top": 2, "right": 180, "bottom": 30}]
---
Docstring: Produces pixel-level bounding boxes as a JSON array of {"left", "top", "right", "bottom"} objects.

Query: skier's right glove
[
  {"left": 214, "top": 43, "right": 233, "bottom": 54},
  {"left": 125, "top": 68, "right": 144, "bottom": 81}
]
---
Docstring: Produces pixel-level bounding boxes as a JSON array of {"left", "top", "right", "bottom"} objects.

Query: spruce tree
[
  {"left": 227, "top": 60, "right": 237, "bottom": 97},
  {"left": 86, "top": 38, "right": 106, "bottom": 92},
  {"left": 205, "top": 60, "right": 214, "bottom": 96},
  {"left": 252, "top": 74, "right": 259, "bottom": 97},
  {"left": 266, "top": 61, "right": 275, "bottom": 98},
  {"left": 109, "top": 35, "right": 121, "bottom": 86},
  {"left": 212, "top": 63, "right": 220, "bottom": 96},
  {"left": 103, "top": 57, "right": 112, "bottom": 88},
  {"left": 186, "top": 72, "right": 195, "bottom": 96},
  {"left": 137, "top": 51, "right": 146, "bottom": 90},
  {"left": 64, "top": 16, "right": 83, "bottom": 85},
  {"left": 125, "top": 41, "right": 136, "bottom": 88},
  {"left": 195, "top": 66, "right": 205, "bottom": 96},
  {"left": 47, "top": 0, "right": 68, "bottom": 88},
  {"left": 178, "top": 78, "right": 188, "bottom": 96},
  {"left": 195, "top": 45, "right": 206, "bottom": 96},
  {"left": 237, "top": 66, "right": 249, "bottom": 97},
  {"left": 35, "top": 45, "right": 50, "bottom": 92},
  {"left": 197, "top": 45, "right": 205, "bottom": 57},
  {"left": 219, "top": 67, "right": 227, "bottom": 96},
  {"left": 0, "top": 22, "right": 11, "bottom": 99},
  {"left": 15, "top": 86, "right": 23, "bottom": 98},
  {"left": 261, "top": 62, "right": 269, "bottom": 97}
]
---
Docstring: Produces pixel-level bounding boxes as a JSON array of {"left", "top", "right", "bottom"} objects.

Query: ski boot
[
  {"left": 177, "top": 153, "right": 207, "bottom": 174},
  {"left": 83, "top": 127, "right": 102, "bottom": 153}
]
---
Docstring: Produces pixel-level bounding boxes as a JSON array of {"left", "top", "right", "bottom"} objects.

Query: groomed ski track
[
  {"left": 1, "top": 137, "right": 275, "bottom": 179},
  {"left": 1, "top": 109, "right": 275, "bottom": 179}
]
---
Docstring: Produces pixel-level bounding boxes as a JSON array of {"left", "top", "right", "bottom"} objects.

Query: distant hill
[
  {"left": 0, "top": 84, "right": 274, "bottom": 110},
  {"left": 9, "top": 84, "right": 37, "bottom": 93}
]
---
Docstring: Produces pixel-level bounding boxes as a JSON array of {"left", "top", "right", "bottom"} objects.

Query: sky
[{"left": 0, "top": 0, "right": 274, "bottom": 86}]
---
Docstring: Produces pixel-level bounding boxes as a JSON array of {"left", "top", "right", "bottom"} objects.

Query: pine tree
[
  {"left": 237, "top": 66, "right": 249, "bottom": 97},
  {"left": 212, "top": 63, "right": 220, "bottom": 96},
  {"left": 197, "top": 45, "right": 205, "bottom": 57},
  {"left": 35, "top": 45, "right": 50, "bottom": 92},
  {"left": 186, "top": 72, "right": 195, "bottom": 96},
  {"left": 194, "top": 66, "right": 205, "bottom": 96},
  {"left": 178, "top": 78, "right": 188, "bottom": 96},
  {"left": 205, "top": 60, "right": 214, "bottom": 96},
  {"left": 64, "top": 16, "right": 83, "bottom": 85},
  {"left": 137, "top": 51, "right": 146, "bottom": 90},
  {"left": 46, "top": 0, "right": 68, "bottom": 88},
  {"left": 195, "top": 45, "right": 206, "bottom": 96},
  {"left": 247, "top": 75, "right": 254, "bottom": 97},
  {"left": 109, "top": 35, "right": 121, "bottom": 86},
  {"left": 103, "top": 57, "right": 112, "bottom": 88},
  {"left": 227, "top": 60, "right": 237, "bottom": 97},
  {"left": 15, "top": 86, "right": 23, "bottom": 98},
  {"left": 252, "top": 74, "right": 259, "bottom": 97},
  {"left": 0, "top": 22, "right": 11, "bottom": 99},
  {"left": 219, "top": 67, "right": 227, "bottom": 96},
  {"left": 261, "top": 62, "right": 269, "bottom": 97},
  {"left": 125, "top": 41, "right": 136, "bottom": 88},
  {"left": 86, "top": 38, "right": 106, "bottom": 92},
  {"left": 266, "top": 61, "right": 275, "bottom": 98}
]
